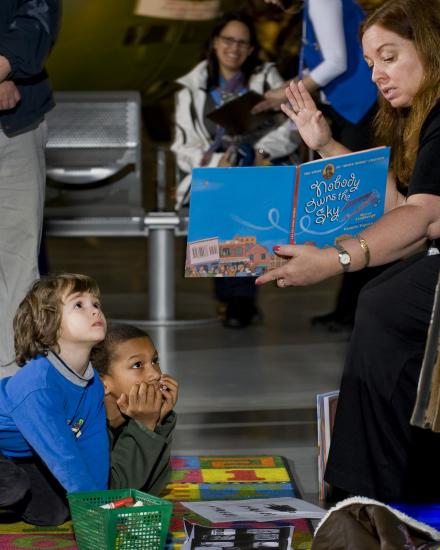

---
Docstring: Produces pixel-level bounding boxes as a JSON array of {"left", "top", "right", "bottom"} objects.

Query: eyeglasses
[{"left": 218, "top": 35, "right": 251, "bottom": 49}]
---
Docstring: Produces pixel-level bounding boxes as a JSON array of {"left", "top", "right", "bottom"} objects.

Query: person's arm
[
  {"left": 76, "top": 381, "right": 111, "bottom": 491},
  {"left": 170, "top": 87, "right": 223, "bottom": 174},
  {"left": 109, "top": 412, "right": 176, "bottom": 494},
  {"left": 307, "top": 0, "right": 347, "bottom": 88},
  {"left": 256, "top": 91, "right": 440, "bottom": 288},
  {"left": 0, "top": 0, "right": 61, "bottom": 83},
  {"left": 254, "top": 0, "right": 346, "bottom": 113},
  {"left": 256, "top": 192, "right": 440, "bottom": 288},
  {"left": 0, "top": 56, "right": 11, "bottom": 83},
  {"left": 253, "top": 65, "right": 300, "bottom": 159},
  {"left": 10, "top": 388, "right": 106, "bottom": 493},
  {"left": 282, "top": 79, "right": 350, "bottom": 157}
]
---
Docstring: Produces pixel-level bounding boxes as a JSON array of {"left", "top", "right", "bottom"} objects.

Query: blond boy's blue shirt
[{"left": 0, "top": 352, "right": 109, "bottom": 493}]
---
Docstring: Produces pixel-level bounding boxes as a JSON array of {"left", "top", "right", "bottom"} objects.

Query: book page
[{"left": 186, "top": 165, "right": 297, "bottom": 277}]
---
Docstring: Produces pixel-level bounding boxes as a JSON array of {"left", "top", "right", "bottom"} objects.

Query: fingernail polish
[{"left": 273, "top": 245, "right": 281, "bottom": 251}]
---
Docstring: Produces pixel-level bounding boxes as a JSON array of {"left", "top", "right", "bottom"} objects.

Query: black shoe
[
  {"left": 223, "top": 298, "right": 261, "bottom": 329},
  {"left": 311, "top": 311, "right": 354, "bottom": 333}
]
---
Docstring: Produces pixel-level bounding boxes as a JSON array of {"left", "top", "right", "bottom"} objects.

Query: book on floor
[
  {"left": 317, "top": 390, "right": 340, "bottom": 501},
  {"left": 185, "top": 146, "right": 390, "bottom": 277},
  {"left": 411, "top": 272, "right": 440, "bottom": 432},
  {"left": 181, "top": 497, "right": 326, "bottom": 522},
  {"left": 181, "top": 521, "right": 294, "bottom": 550}
]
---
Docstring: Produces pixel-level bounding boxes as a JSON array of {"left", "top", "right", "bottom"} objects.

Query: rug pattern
[{"left": 0, "top": 455, "right": 313, "bottom": 550}]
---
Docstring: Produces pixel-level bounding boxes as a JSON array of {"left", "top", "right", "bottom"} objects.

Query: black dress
[{"left": 324, "top": 102, "right": 440, "bottom": 502}]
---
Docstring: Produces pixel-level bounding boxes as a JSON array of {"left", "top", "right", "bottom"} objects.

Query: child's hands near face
[
  {"left": 159, "top": 374, "right": 179, "bottom": 422},
  {"left": 117, "top": 382, "right": 162, "bottom": 431},
  {"left": 104, "top": 394, "right": 126, "bottom": 429}
]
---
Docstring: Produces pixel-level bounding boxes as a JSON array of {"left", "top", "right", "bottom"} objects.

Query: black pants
[
  {"left": 325, "top": 253, "right": 440, "bottom": 502},
  {"left": 0, "top": 453, "right": 69, "bottom": 525}
]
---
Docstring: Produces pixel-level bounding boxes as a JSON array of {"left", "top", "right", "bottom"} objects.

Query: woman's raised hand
[{"left": 282, "top": 80, "right": 332, "bottom": 152}]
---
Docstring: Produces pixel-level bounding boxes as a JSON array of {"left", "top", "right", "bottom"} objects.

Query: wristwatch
[{"left": 334, "top": 242, "right": 351, "bottom": 272}]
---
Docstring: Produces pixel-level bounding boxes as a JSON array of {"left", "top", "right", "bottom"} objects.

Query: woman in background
[{"left": 172, "top": 11, "right": 299, "bottom": 328}]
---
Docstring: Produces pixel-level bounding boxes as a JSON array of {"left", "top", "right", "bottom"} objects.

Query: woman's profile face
[
  {"left": 362, "top": 24, "right": 425, "bottom": 108},
  {"left": 213, "top": 20, "right": 254, "bottom": 77}
]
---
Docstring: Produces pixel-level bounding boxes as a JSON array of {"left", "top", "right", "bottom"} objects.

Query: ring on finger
[{"left": 278, "top": 278, "right": 286, "bottom": 288}]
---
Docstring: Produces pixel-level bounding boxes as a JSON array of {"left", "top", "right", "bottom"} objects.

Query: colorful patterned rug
[{"left": 0, "top": 455, "right": 314, "bottom": 549}]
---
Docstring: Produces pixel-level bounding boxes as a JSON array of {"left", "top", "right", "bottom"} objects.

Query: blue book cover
[{"left": 186, "top": 147, "right": 390, "bottom": 277}]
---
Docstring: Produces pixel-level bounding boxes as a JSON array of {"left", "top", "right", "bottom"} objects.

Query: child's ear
[{"left": 100, "top": 374, "right": 112, "bottom": 396}]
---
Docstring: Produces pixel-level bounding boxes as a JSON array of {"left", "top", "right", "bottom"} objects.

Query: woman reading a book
[
  {"left": 257, "top": 0, "right": 440, "bottom": 502},
  {"left": 171, "top": 11, "right": 299, "bottom": 328}
]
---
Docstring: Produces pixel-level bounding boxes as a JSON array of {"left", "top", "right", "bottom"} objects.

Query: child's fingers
[
  {"left": 153, "top": 385, "right": 164, "bottom": 409},
  {"left": 128, "top": 383, "right": 141, "bottom": 409},
  {"left": 116, "top": 393, "right": 128, "bottom": 413},
  {"left": 162, "top": 383, "right": 178, "bottom": 404},
  {"left": 160, "top": 384, "right": 177, "bottom": 409},
  {"left": 160, "top": 374, "right": 178, "bottom": 391},
  {"left": 145, "top": 382, "right": 157, "bottom": 404},
  {"left": 160, "top": 373, "right": 177, "bottom": 384},
  {"left": 161, "top": 377, "right": 179, "bottom": 401},
  {"left": 138, "top": 381, "right": 148, "bottom": 403}
]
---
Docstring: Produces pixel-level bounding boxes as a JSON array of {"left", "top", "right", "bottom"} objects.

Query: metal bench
[{"left": 44, "top": 91, "right": 189, "bottom": 324}]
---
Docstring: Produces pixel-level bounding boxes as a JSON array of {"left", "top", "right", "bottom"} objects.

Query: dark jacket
[
  {"left": 0, "top": 0, "right": 61, "bottom": 136},
  {"left": 109, "top": 411, "right": 176, "bottom": 496},
  {"left": 312, "top": 498, "right": 440, "bottom": 550}
]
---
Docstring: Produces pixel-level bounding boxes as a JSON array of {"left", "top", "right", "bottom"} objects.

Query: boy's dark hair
[
  {"left": 92, "top": 324, "right": 152, "bottom": 375},
  {"left": 206, "top": 11, "right": 260, "bottom": 90},
  {"left": 14, "top": 273, "right": 100, "bottom": 366}
]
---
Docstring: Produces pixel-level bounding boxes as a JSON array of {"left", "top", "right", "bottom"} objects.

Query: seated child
[
  {"left": 0, "top": 273, "right": 109, "bottom": 526},
  {"left": 92, "top": 324, "right": 178, "bottom": 496}
]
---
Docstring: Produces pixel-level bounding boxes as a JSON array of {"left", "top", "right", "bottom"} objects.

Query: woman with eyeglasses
[{"left": 171, "top": 11, "right": 299, "bottom": 328}]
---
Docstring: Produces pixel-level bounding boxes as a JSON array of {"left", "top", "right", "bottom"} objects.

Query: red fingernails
[{"left": 273, "top": 245, "right": 281, "bottom": 252}]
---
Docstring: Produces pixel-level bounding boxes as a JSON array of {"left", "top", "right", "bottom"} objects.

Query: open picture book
[{"left": 185, "top": 146, "right": 390, "bottom": 277}]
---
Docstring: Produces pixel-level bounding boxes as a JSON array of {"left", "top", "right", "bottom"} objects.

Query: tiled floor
[{"left": 45, "top": 235, "right": 350, "bottom": 504}]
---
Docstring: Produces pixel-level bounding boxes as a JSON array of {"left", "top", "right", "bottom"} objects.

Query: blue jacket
[
  {"left": 302, "top": 0, "right": 377, "bottom": 124},
  {"left": 0, "top": 0, "right": 61, "bottom": 136},
  {"left": 0, "top": 353, "right": 109, "bottom": 493}
]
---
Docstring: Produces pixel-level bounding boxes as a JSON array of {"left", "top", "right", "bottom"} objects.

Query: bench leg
[{"left": 148, "top": 226, "right": 175, "bottom": 321}]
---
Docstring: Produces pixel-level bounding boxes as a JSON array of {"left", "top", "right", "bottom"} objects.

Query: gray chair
[{"left": 44, "top": 91, "right": 143, "bottom": 233}]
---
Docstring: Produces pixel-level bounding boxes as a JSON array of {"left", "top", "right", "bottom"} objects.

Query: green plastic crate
[{"left": 67, "top": 488, "right": 172, "bottom": 550}]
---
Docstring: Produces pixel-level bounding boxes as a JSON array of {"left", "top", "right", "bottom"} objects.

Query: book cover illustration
[
  {"left": 185, "top": 147, "right": 390, "bottom": 277},
  {"left": 182, "top": 521, "right": 294, "bottom": 550},
  {"left": 291, "top": 147, "right": 390, "bottom": 247},
  {"left": 186, "top": 165, "right": 295, "bottom": 277}
]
